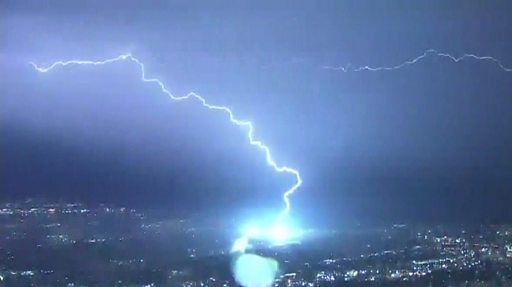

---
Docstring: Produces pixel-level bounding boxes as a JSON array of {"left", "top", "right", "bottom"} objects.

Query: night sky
[{"left": 1, "top": 1, "right": 512, "bottom": 223}]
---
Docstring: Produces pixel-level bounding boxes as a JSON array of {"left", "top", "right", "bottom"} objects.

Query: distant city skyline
[{"left": 1, "top": 199, "right": 512, "bottom": 286}]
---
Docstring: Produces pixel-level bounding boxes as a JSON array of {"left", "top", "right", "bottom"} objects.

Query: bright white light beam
[
  {"left": 29, "top": 53, "right": 302, "bottom": 223},
  {"left": 321, "top": 49, "right": 512, "bottom": 72}
]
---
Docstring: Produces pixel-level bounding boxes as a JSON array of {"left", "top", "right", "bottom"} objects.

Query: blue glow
[{"left": 233, "top": 218, "right": 303, "bottom": 252}]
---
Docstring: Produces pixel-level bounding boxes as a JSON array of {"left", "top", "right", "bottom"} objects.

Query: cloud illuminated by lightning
[
  {"left": 29, "top": 53, "right": 302, "bottom": 223},
  {"left": 321, "top": 49, "right": 512, "bottom": 72}
]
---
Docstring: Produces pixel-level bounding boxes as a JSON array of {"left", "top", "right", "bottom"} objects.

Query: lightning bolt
[
  {"left": 321, "top": 49, "right": 512, "bottom": 72},
  {"left": 29, "top": 53, "right": 302, "bottom": 223}
]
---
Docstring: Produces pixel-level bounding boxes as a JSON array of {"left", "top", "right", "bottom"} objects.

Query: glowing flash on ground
[
  {"left": 232, "top": 253, "right": 279, "bottom": 287},
  {"left": 30, "top": 54, "right": 303, "bottom": 249},
  {"left": 231, "top": 219, "right": 303, "bottom": 253},
  {"left": 322, "top": 49, "right": 512, "bottom": 72}
]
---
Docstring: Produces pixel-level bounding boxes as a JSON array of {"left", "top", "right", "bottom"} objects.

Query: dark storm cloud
[{"left": 1, "top": 0, "right": 512, "bottom": 221}]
